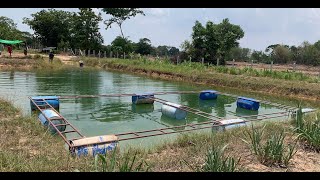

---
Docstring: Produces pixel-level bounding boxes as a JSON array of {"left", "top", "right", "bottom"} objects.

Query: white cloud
[{"left": 147, "top": 8, "right": 170, "bottom": 17}]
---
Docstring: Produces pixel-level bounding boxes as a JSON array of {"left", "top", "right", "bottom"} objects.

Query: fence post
[
  {"left": 251, "top": 60, "right": 253, "bottom": 68},
  {"left": 104, "top": 51, "right": 106, "bottom": 58},
  {"left": 202, "top": 58, "right": 204, "bottom": 64},
  {"left": 93, "top": 50, "right": 95, "bottom": 57},
  {"left": 98, "top": 50, "right": 100, "bottom": 58},
  {"left": 110, "top": 51, "right": 112, "bottom": 58},
  {"left": 293, "top": 61, "right": 296, "bottom": 72},
  {"left": 217, "top": 58, "right": 219, "bottom": 66},
  {"left": 189, "top": 57, "right": 192, "bottom": 62},
  {"left": 124, "top": 52, "right": 126, "bottom": 59},
  {"left": 270, "top": 61, "right": 273, "bottom": 71},
  {"left": 233, "top": 59, "right": 235, "bottom": 67}
]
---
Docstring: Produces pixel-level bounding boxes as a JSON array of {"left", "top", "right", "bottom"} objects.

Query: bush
[
  {"left": 94, "top": 147, "right": 149, "bottom": 172},
  {"left": 183, "top": 144, "right": 240, "bottom": 172},
  {"left": 242, "top": 125, "right": 297, "bottom": 167},
  {"left": 295, "top": 107, "right": 320, "bottom": 152}
]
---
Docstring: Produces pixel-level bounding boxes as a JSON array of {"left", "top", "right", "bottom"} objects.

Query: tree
[
  {"left": 271, "top": 45, "right": 292, "bottom": 64},
  {"left": 101, "top": 8, "right": 145, "bottom": 38},
  {"left": 214, "top": 19, "right": 244, "bottom": 65},
  {"left": 135, "top": 38, "right": 153, "bottom": 55},
  {"left": 168, "top": 47, "right": 180, "bottom": 56},
  {"left": 20, "top": 31, "right": 37, "bottom": 46},
  {"left": 191, "top": 21, "right": 207, "bottom": 61},
  {"left": 111, "top": 36, "right": 133, "bottom": 56},
  {"left": 251, "top": 50, "right": 270, "bottom": 63},
  {"left": 72, "top": 8, "right": 104, "bottom": 51},
  {"left": 313, "top": 40, "right": 320, "bottom": 51},
  {"left": 23, "top": 9, "right": 75, "bottom": 47},
  {"left": 226, "top": 47, "right": 251, "bottom": 61},
  {"left": 265, "top": 44, "right": 280, "bottom": 53},
  {"left": 188, "top": 19, "right": 244, "bottom": 65},
  {"left": 0, "top": 16, "right": 23, "bottom": 40},
  {"left": 298, "top": 42, "right": 320, "bottom": 66},
  {"left": 155, "top": 45, "right": 170, "bottom": 57}
]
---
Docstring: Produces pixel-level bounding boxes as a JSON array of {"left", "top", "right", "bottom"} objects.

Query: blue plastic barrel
[
  {"left": 236, "top": 97, "right": 260, "bottom": 111},
  {"left": 132, "top": 93, "right": 154, "bottom": 104},
  {"left": 199, "top": 90, "right": 218, "bottom": 100},
  {"left": 30, "top": 96, "right": 59, "bottom": 111},
  {"left": 38, "top": 109, "right": 66, "bottom": 134},
  {"left": 70, "top": 135, "right": 118, "bottom": 157},
  {"left": 161, "top": 102, "right": 187, "bottom": 120}
]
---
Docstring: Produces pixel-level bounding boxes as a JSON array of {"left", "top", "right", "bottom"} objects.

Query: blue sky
[{"left": 1, "top": 8, "right": 320, "bottom": 51}]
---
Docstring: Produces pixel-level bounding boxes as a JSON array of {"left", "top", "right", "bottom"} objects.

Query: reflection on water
[
  {"left": 160, "top": 114, "right": 187, "bottom": 131},
  {"left": 0, "top": 69, "right": 290, "bottom": 149},
  {"left": 236, "top": 107, "right": 259, "bottom": 117},
  {"left": 131, "top": 104, "right": 154, "bottom": 114}
]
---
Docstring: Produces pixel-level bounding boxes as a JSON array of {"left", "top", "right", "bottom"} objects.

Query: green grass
[
  {"left": 0, "top": 56, "right": 66, "bottom": 71},
  {"left": 213, "top": 66, "right": 316, "bottom": 83},
  {"left": 295, "top": 108, "right": 320, "bottom": 152},
  {"left": 183, "top": 144, "right": 240, "bottom": 172},
  {"left": 94, "top": 147, "right": 149, "bottom": 172},
  {"left": 242, "top": 125, "right": 297, "bottom": 167},
  {"left": 0, "top": 99, "right": 19, "bottom": 118}
]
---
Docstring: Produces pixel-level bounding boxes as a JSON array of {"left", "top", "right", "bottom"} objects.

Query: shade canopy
[{"left": 0, "top": 39, "right": 24, "bottom": 45}]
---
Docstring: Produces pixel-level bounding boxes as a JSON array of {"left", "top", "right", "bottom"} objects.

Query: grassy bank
[
  {"left": 0, "top": 55, "right": 65, "bottom": 71},
  {"left": 0, "top": 98, "right": 95, "bottom": 172},
  {"left": 1, "top": 98, "right": 320, "bottom": 172},
  {"left": 78, "top": 57, "right": 320, "bottom": 102}
]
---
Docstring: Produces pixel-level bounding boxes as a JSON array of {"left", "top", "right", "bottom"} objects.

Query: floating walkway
[
  {"left": 29, "top": 97, "right": 85, "bottom": 151},
  {"left": 29, "top": 90, "right": 313, "bottom": 157},
  {"left": 58, "top": 90, "right": 297, "bottom": 111}
]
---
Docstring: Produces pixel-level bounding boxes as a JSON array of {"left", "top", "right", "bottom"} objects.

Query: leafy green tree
[
  {"left": 155, "top": 45, "right": 170, "bottom": 57},
  {"left": 101, "top": 8, "right": 145, "bottom": 38},
  {"left": 135, "top": 38, "right": 153, "bottom": 55},
  {"left": 271, "top": 45, "right": 292, "bottom": 64},
  {"left": 188, "top": 19, "right": 244, "bottom": 65},
  {"left": 214, "top": 19, "right": 244, "bottom": 65},
  {"left": 226, "top": 47, "right": 251, "bottom": 61},
  {"left": 111, "top": 36, "right": 133, "bottom": 55},
  {"left": 23, "top": 9, "right": 75, "bottom": 47},
  {"left": 191, "top": 21, "right": 207, "bottom": 61},
  {"left": 168, "top": 47, "right": 179, "bottom": 56},
  {"left": 0, "top": 16, "right": 23, "bottom": 40},
  {"left": 20, "top": 31, "right": 35, "bottom": 46},
  {"left": 265, "top": 44, "right": 280, "bottom": 53},
  {"left": 313, "top": 40, "right": 320, "bottom": 51},
  {"left": 251, "top": 50, "right": 270, "bottom": 63},
  {"left": 299, "top": 42, "right": 320, "bottom": 66},
  {"left": 72, "top": 8, "right": 104, "bottom": 51}
]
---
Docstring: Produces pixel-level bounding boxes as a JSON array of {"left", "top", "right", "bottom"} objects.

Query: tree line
[
  {"left": 1, "top": 8, "right": 319, "bottom": 66},
  {"left": 225, "top": 41, "right": 320, "bottom": 66}
]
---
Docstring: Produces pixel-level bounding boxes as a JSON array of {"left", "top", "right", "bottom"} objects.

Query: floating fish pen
[{"left": 29, "top": 90, "right": 316, "bottom": 157}]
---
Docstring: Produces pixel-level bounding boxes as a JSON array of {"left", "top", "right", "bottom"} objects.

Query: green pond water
[{"left": 0, "top": 68, "right": 299, "bottom": 150}]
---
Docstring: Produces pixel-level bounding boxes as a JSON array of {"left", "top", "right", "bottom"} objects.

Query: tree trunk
[{"left": 119, "top": 24, "right": 125, "bottom": 39}]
